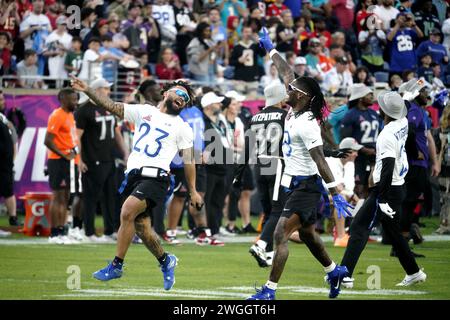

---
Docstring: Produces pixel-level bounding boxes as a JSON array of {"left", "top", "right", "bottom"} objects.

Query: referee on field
[{"left": 75, "top": 78, "right": 128, "bottom": 242}]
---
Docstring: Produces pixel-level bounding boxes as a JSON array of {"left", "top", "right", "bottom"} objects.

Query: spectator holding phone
[{"left": 156, "top": 47, "right": 183, "bottom": 80}]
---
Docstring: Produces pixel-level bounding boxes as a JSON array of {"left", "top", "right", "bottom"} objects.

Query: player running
[
  {"left": 70, "top": 76, "right": 203, "bottom": 290},
  {"left": 337, "top": 91, "right": 426, "bottom": 291},
  {"left": 247, "top": 28, "right": 353, "bottom": 300}
]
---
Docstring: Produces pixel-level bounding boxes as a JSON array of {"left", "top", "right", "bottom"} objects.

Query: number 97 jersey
[{"left": 124, "top": 104, "right": 193, "bottom": 173}]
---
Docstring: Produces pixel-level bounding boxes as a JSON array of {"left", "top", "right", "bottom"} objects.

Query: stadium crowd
[{"left": 0, "top": 0, "right": 450, "bottom": 256}]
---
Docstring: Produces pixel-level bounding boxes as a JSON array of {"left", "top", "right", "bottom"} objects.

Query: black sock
[
  {"left": 112, "top": 256, "right": 124, "bottom": 267},
  {"left": 157, "top": 252, "right": 168, "bottom": 265},
  {"left": 51, "top": 227, "right": 59, "bottom": 237},
  {"left": 58, "top": 226, "right": 65, "bottom": 236},
  {"left": 73, "top": 217, "right": 83, "bottom": 229}
]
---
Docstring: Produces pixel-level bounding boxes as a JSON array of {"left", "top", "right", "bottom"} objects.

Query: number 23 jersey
[{"left": 124, "top": 104, "right": 193, "bottom": 172}]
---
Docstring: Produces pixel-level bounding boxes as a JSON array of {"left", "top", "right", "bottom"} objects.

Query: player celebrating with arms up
[
  {"left": 70, "top": 76, "right": 203, "bottom": 291},
  {"left": 248, "top": 28, "right": 353, "bottom": 300}
]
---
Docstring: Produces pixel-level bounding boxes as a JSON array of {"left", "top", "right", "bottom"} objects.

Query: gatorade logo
[{"left": 31, "top": 201, "right": 45, "bottom": 217}]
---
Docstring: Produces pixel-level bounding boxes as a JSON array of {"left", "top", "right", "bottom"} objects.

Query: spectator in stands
[
  {"left": 227, "top": 15, "right": 240, "bottom": 51},
  {"left": 17, "top": 49, "right": 44, "bottom": 88},
  {"left": 355, "top": 0, "right": 374, "bottom": 33},
  {"left": 172, "top": 0, "right": 196, "bottom": 67},
  {"left": 330, "top": 0, "right": 354, "bottom": 31},
  {"left": 230, "top": 24, "right": 265, "bottom": 98},
  {"left": 83, "top": 18, "right": 109, "bottom": 51},
  {"left": 120, "top": 4, "right": 148, "bottom": 51},
  {"left": 390, "top": 73, "right": 403, "bottom": 90},
  {"left": 45, "top": 0, "right": 60, "bottom": 30},
  {"left": 322, "top": 56, "right": 353, "bottom": 97},
  {"left": 418, "top": 53, "right": 434, "bottom": 82},
  {"left": 0, "top": 0, "right": 21, "bottom": 39},
  {"left": 414, "top": 0, "right": 441, "bottom": 39},
  {"left": 398, "top": 0, "right": 413, "bottom": 13},
  {"left": 106, "top": 13, "right": 129, "bottom": 50},
  {"left": 79, "top": 7, "right": 97, "bottom": 40},
  {"left": 354, "top": 66, "right": 375, "bottom": 87},
  {"left": 430, "top": 62, "right": 445, "bottom": 85},
  {"left": 294, "top": 56, "right": 309, "bottom": 77},
  {"left": 78, "top": 37, "right": 110, "bottom": 81},
  {"left": 209, "top": 6, "right": 229, "bottom": 66},
  {"left": 100, "top": 35, "right": 132, "bottom": 83},
  {"left": 64, "top": 36, "right": 83, "bottom": 77},
  {"left": 19, "top": 0, "right": 52, "bottom": 76},
  {"left": 443, "top": 7, "right": 450, "bottom": 56},
  {"left": 358, "top": 15, "right": 387, "bottom": 73},
  {"left": 374, "top": 0, "right": 399, "bottom": 31},
  {"left": 44, "top": 15, "right": 72, "bottom": 81},
  {"left": 0, "top": 90, "right": 19, "bottom": 227},
  {"left": 275, "top": 9, "right": 299, "bottom": 55},
  {"left": 416, "top": 28, "right": 448, "bottom": 71},
  {"left": 402, "top": 69, "right": 417, "bottom": 81},
  {"left": 305, "top": 37, "right": 333, "bottom": 82},
  {"left": 266, "top": 0, "right": 288, "bottom": 20},
  {"left": 152, "top": 0, "right": 177, "bottom": 48},
  {"left": 187, "top": 22, "right": 219, "bottom": 83},
  {"left": 308, "top": 0, "right": 332, "bottom": 19},
  {"left": 330, "top": 31, "right": 357, "bottom": 73},
  {"left": 387, "top": 12, "right": 423, "bottom": 76},
  {"left": 217, "top": 0, "right": 248, "bottom": 27},
  {"left": 107, "top": 0, "right": 129, "bottom": 21},
  {"left": 156, "top": 47, "right": 183, "bottom": 80},
  {"left": 261, "top": 61, "right": 282, "bottom": 88},
  {"left": 0, "top": 31, "right": 11, "bottom": 75},
  {"left": 311, "top": 16, "right": 331, "bottom": 48}
]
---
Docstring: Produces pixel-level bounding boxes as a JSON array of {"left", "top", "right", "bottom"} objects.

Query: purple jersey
[{"left": 407, "top": 102, "right": 429, "bottom": 168}]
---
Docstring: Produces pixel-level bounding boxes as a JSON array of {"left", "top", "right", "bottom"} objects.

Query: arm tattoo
[
  {"left": 85, "top": 88, "right": 125, "bottom": 119},
  {"left": 271, "top": 52, "right": 295, "bottom": 87}
]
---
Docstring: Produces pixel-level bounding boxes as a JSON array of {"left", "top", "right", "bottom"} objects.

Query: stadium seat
[{"left": 374, "top": 72, "right": 389, "bottom": 83}]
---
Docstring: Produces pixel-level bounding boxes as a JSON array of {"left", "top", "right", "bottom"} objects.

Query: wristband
[
  {"left": 269, "top": 49, "right": 278, "bottom": 58},
  {"left": 326, "top": 181, "right": 338, "bottom": 189}
]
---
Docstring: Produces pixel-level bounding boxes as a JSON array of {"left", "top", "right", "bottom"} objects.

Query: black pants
[
  {"left": 402, "top": 165, "right": 432, "bottom": 232},
  {"left": 82, "top": 161, "right": 116, "bottom": 236},
  {"left": 341, "top": 185, "right": 420, "bottom": 277},
  {"left": 205, "top": 170, "right": 227, "bottom": 235},
  {"left": 256, "top": 166, "right": 286, "bottom": 252}
]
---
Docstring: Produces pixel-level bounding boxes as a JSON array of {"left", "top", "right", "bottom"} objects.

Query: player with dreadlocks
[
  {"left": 247, "top": 28, "right": 353, "bottom": 300},
  {"left": 70, "top": 75, "right": 203, "bottom": 290}
]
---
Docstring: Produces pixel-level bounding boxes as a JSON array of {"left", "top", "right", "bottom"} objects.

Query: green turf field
[{"left": 1, "top": 215, "right": 449, "bottom": 300}]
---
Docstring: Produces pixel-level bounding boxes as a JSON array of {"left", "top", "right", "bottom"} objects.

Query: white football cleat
[
  {"left": 396, "top": 270, "right": 427, "bottom": 286},
  {"left": 341, "top": 276, "right": 354, "bottom": 289}
]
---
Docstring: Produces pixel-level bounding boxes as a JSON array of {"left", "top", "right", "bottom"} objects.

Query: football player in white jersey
[
  {"left": 248, "top": 28, "right": 353, "bottom": 300},
  {"left": 339, "top": 91, "right": 426, "bottom": 289},
  {"left": 70, "top": 76, "right": 203, "bottom": 290}
]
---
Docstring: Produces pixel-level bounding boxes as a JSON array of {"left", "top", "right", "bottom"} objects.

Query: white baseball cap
[
  {"left": 348, "top": 83, "right": 373, "bottom": 102},
  {"left": 264, "top": 82, "right": 288, "bottom": 107},
  {"left": 91, "top": 78, "right": 113, "bottom": 89},
  {"left": 339, "top": 137, "right": 363, "bottom": 151},
  {"left": 377, "top": 90, "right": 407, "bottom": 120},
  {"left": 201, "top": 92, "right": 224, "bottom": 108},
  {"left": 295, "top": 56, "right": 307, "bottom": 65},
  {"left": 225, "top": 90, "right": 246, "bottom": 102}
]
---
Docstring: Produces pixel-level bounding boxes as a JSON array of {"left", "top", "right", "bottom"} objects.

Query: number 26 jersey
[{"left": 124, "top": 104, "right": 193, "bottom": 173}]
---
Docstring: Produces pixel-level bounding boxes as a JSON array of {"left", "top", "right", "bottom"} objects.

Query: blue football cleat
[
  {"left": 93, "top": 261, "right": 123, "bottom": 281},
  {"left": 327, "top": 265, "right": 349, "bottom": 298},
  {"left": 247, "top": 285, "right": 276, "bottom": 300},
  {"left": 160, "top": 254, "right": 178, "bottom": 290}
]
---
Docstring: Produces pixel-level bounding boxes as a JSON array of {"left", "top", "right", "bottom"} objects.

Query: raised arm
[
  {"left": 258, "top": 27, "right": 295, "bottom": 87},
  {"left": 70, "top": 75, "right": 125, "bottom": 119}
]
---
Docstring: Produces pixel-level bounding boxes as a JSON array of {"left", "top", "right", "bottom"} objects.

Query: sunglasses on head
[
  {"left": 169, "top": 88, "right": 190, "bottom": 103},
  {"left": 288, "top": 83, "right": 308, "bottom": 96}
]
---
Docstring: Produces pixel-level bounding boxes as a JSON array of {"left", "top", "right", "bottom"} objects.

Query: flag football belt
[{"left": 118, "top": 166, "right": 169, "bottom": 194}]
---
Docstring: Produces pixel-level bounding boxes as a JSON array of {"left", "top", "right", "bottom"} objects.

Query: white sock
[
  {"left": 266, "top": 251, "right": 274, "bottom": 259},
  {"left": 166, "top": 229, "right": 176, "bottom": 237},
  {"left": 204, "top": 228, "right": 212, "bottom": 237},
  {"left": 265, "top": 280, "right": 277, "bottom": 290},
  {"left": 324, "top": 261, "right": 336, "bottom": 273},
  {"left": 256, "top": 240, "right": 267, "bottom": 250}
]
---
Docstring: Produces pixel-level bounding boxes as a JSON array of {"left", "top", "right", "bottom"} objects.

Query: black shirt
[
  {"left": 75, "top": 101, "right": 117, "bottom": 163},
  {"left": 230, "top": 41, "right": 265, "bottom": 82},
  {"left": 0, "top": 120, "right": 14, "bottom": 170},
  {"left": 249, "top": 106, "right": 287, "bottom": 171},
  {"left": 203, "top": 112, "right": 231, "bottom": 175},
  {"left": 276, "top": 24, "right": 295, "bottom": 53}
]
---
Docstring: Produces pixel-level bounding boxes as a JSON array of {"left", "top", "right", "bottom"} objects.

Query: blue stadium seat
[{"left": 374, "top": 72, "right": 389, "bottom": 83}]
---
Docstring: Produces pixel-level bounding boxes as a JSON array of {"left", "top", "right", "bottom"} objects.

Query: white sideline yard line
[
  {"left": 47, "top": 285, "right": 427, "bottom": 299},
  {"left": 1, "top": 235, "right": 450, "bottom": 246}
]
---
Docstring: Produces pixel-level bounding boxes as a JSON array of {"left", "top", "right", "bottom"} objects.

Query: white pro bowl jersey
[
  {"left": 282, "top": 109, "right": 323, "bottom": 176},
  {"left": 124, "top": 104, "right": 193, "bottom": 173},
  {"left": 373, "top": 117, "right": 409, "bottom": 186}
]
